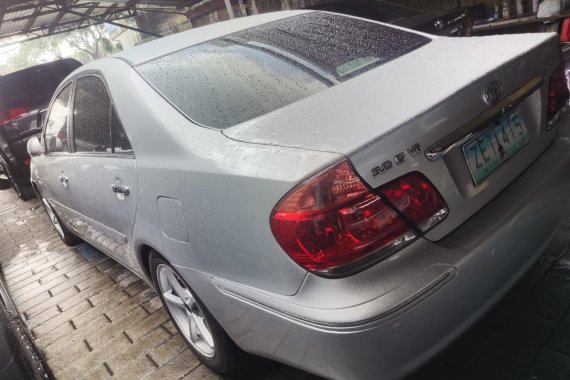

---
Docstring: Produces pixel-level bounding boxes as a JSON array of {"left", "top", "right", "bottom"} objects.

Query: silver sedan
[{"left": 27, "top": 10, "right": 570, "bottom": 380}]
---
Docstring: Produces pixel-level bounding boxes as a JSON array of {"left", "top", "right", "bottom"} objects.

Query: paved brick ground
[
  {"left": 0, "top": 189, "right": 219, "bottom": 380},
  {"left": 2, "top": 185, "right": 570, "bottom": 380}
]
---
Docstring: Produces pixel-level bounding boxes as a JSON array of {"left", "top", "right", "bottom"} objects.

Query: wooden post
[
  {"left": 224, "top": 0, "right": 235, "bottom": 19},
  {"left": 248, "top": 0, "right": 259, "bottom": 14}
]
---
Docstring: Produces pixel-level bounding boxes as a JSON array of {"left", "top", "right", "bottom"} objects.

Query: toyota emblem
[{"left": 484, "top": 80, "right": 503, "bottom": 104}]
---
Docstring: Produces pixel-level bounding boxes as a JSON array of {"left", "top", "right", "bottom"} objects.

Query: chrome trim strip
[
  {"left": 425, "top": 76, "right": 543, "bottom": 161},
  {"left": 215, "top": 268, "right": 456, "bottom": 329},
  {"left": 50, "top": 199, "right": 127, "bottom": 243}
]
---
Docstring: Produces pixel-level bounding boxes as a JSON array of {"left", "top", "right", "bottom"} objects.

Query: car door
[
  {"left": 66, "top": 74, "right": 138, "bottom": 269},
  {"left": 36, "top": 83, "right": 77, "bottom": 222}
]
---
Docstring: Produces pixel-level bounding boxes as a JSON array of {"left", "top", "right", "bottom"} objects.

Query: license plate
[{"left": 463, "top": 109, "right": 530, "bottom": 186}]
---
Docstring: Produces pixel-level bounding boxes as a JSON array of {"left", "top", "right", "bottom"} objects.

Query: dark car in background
[
  {"left": 471, "top": 15, "right": 570, "bottom": 97},
  {"left": 0, "top": 58, "right": 81, "bottom": 200},
  {"left": 305, "top": 0, "right": 471, "bottom": 36}
]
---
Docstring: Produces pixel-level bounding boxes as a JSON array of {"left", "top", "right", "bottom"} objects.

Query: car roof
[
  {"left": 0, "top": 58, "right": 82, "bottom": 112},
  {"left": 114, "top": 10, "right": 311, "bottom": 66}
]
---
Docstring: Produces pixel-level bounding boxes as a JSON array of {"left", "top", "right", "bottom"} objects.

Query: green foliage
[
  {"left": 8, "top": 24, "right": 120, "bottom": 72},
  {"left": 7, "top": 38, "right": 56, "bottom": 70}
]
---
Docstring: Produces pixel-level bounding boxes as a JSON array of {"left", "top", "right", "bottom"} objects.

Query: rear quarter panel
[{"left": 100, "top": 59, "right": 342, "bottom": 296}]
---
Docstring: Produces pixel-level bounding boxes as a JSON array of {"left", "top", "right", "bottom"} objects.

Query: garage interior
[{"left": 1, "top": 1, "right": 570, "bottom": 380}]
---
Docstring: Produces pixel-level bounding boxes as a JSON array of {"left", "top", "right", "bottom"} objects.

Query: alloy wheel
[
  {"left": 156, "top": 264, "right": 215, "bottom": 358},
  {"left": 41, "top": 197, "right": 65, "bottom": 239}
]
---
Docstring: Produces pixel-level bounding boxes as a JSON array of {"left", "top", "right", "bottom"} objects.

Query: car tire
[
  {"left": 0, "top": 178, "right": 10, "bottom": 190},
  {"left": 12, "top": 179, "right": 35, "bottom": 201},
  {"left": 0, "top": 160, "right": 34, "bottom": 200},
  {"left": 38, "top": 192, "right": 80, "bottom": 246},
  {"left": 150, "top": 253, "right": 243, "bottom": 374}
]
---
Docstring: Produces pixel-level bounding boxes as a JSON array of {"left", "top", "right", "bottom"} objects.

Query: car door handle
[
  {"left": 59, "top": 175, "right": 68, "bottom": 183},
  {"left": 111, "top": 184, "right": 130, "bottom": 195}
]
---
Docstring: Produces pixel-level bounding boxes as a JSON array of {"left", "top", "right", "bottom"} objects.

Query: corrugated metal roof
[{"left": 0, "top": 0, "right": 186, "bottom": 41}]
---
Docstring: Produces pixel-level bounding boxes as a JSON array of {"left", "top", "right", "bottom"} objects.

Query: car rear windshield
[{"left": 137, "top": 12, "right": 430, "bottom": 129}]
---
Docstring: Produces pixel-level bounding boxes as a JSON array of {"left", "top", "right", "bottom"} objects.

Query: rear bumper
[{"left": 177, "top": 113, "right": 570, "bottom": 380}]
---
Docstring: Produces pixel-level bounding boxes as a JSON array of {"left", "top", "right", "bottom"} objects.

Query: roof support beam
[
  {"left": 64, "top": 8, "right": 163, "bottom": 38},
  {"left": 223, "top": 0, "right": 234, "bottom": 19},
  {"left": 7, "top": 10, "right": 59, "bottom": 23},
  {"left": 48, "top": 12, "right": 66, "bottom": 34},
  {"left": 49, "top": 0, "right": 69, "bottom": 34},
  {"left": 23, "top": 3, "right": 45, "bottom": 34},
  {"left": 0, "top": 0, "right": 180, "bottom": 42},
  {"left": 125, "top": 0, "right": 142, "bottom": 9},
  {"left": 0, "top": 12, "right": 131, "bottom": 45},
  {"left": 3, "top": 1, "right": 59, "bottom": 14},
  {"left": 76, "top": 1, "right": 100, "bottom": 28},
  {"left": 98, "top": 3, "right": 119, "bottom": 19}
]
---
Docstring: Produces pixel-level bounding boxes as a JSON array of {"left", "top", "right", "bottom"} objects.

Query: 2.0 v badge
[{"left": 371, "top": 143, "right": 421, "bottom": 177}]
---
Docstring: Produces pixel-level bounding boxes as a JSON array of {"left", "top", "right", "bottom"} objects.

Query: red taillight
[
  {"left": 9, "top": 107, "right": 27, "bottom": 120},
  {"left": 548, "top": 65, "right": 569, "bottom": 120},
  {"left": 23, "top": 158, "right": 31, "bottom": 165},
  {"left": 381, "top": 174, "right": 448, "bottom": 233},
  {"left": 0, "top": 107, "right": 28, "bottom": 125},
  {"left": 270, "top": 161, "right": 448, "bottom": 276}
]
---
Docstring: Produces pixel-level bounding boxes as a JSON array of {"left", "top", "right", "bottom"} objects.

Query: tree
[
  {"left": 65, "top": 24, "right": 120, "bottom": 61},
  {"left": 8, "top": 24, "right": 121, "bottom": 71},
  {"left": 7, "top": 37, "right": 57, "bottom": 70}
]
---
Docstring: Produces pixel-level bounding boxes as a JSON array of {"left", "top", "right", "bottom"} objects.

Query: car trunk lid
[{"left": 223, "top": 32, "right": 560, "bottom": 241}]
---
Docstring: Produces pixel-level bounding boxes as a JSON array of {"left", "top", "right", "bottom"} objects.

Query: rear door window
[
  {"left": 72, "top": 75, "right": 133, "bottom": 155},
  {"left": 44, "top": 85, "right": 72, "bottom": 153},
  {"left": 137, "top": 12, "right": 430, "bottom": 129},
  {"left": 73, "top": 76, "right": 112, "bottom": 153}
]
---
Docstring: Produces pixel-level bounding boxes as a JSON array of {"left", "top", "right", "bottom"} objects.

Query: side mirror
[{"left": 27, "top": 136, "right": 44, "bottom": 157}]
